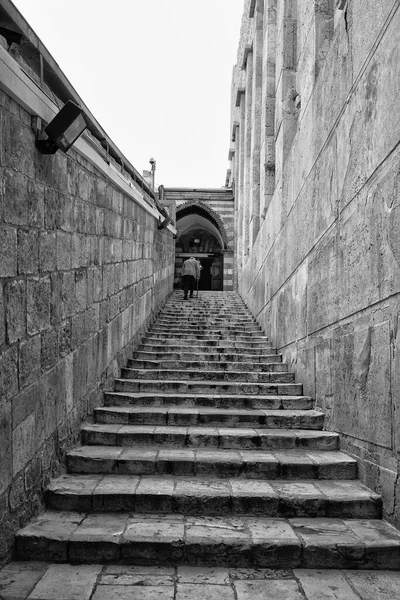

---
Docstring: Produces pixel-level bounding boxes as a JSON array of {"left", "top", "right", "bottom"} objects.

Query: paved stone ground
[{"left": 1, "top": 562, "right": 400, "bottom": 599}]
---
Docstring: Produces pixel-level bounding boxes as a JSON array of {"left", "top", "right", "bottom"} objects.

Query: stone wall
[
  {"left": 0, "top": 27, "right": 174, "bottom": 562},
  {"left": 230, "top": 0, "right": 400, "bottom": 526}
]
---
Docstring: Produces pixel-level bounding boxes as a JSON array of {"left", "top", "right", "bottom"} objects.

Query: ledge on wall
[
  {"left": 249, "top": 0, "right": 256, "bottom": 18},
  {"left": 235, "top": 88, "right": 246, "bottom": 107}
]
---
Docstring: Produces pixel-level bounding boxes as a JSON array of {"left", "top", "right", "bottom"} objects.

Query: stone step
[
  {"left": 128, "top": 353, "right": 288, "bottom": 373},
  {"left": 159, "top": 313, "right": 255, "bottom": 321},
  {"left": 156, "top": 317, "right": 257, "bottom": 325},
  {"left": 114, "top": 378, "right": 303, "bottom": 396},
  {"left": 120, "top": 368, "right": 295, "bottom": 384},
  {"left": 81, "top": 423, "right": 339, "bottom": 450},
  {"left": 150, "top": 325, "right": 262, "bottom": 333},
  {"left": 144, "top": 332, "right": 269, "bottom": 341},
  {"left": 132, "top": 350, "right": 283, "bottom": 363},
  {"left": 138, "top": 342, "right": 276, "bottom": 353},
  {"left": 154, "top": 317, "right": 260, "bottom": 324},
  {"left": 44, "top": 474, "right": 381, "bottom": 519},
  {"left": 67, "top": 446, "right": 357, "bottom": 480},
  {"left": 93, "top": 406, "right": 324, "bottom": 429},
  {"left": 15, "top": 512, "right": 400, "bottom": 568},
  {"left": 104, "top": 392, "right": 314, "bottom": 410}
]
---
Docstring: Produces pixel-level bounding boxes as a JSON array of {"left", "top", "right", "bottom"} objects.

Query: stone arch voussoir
[{"left": 176, "top": 200, "right": 231, "bottom": 250}]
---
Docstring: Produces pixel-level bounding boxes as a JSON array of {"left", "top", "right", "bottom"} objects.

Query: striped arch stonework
[{"left": 165, "top": 188, "right": 235, "bottom": 290}]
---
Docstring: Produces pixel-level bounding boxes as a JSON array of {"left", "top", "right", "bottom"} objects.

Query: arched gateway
[{"left": 165, "top": 188, "right": 235, "bottom": 291}]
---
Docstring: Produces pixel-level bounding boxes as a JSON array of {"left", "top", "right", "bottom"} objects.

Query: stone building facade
[
  {"left": 0, "top": 1, "right": 175, "bottom": 563},
  {"left": 165, "top": 188, "right": 235, "bottom": 291},
  {"left": 229, "top": 0, "right": 400, "bottom": 526}
]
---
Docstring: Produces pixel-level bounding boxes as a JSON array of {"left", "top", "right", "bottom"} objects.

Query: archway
[{"left": 174, "top": 207, "right": 226, "bottom": 291}]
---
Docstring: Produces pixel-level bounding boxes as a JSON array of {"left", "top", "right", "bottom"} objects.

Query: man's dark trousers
[{"left": 182, "top": 275, "right": 196, "bottom": 299}]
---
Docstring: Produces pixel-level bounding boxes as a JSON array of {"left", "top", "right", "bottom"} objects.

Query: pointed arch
[{"left": 176, "top": 200, "right": 231, "bottom": 250}]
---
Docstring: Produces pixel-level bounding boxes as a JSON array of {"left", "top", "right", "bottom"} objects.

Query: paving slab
[
  {"left": 234, "top": 579, "right": 305, "bottom": 599},
  {"left": 295, "top": 569, "right": 364, "bottom": 599},
  {"left": 92, "top": 585, "right": 174, "bottom": 600},
  {"left": 27, "top": 564, "right": 102, "bottom": 600},
  {"left": 0, "top": 562, "right": 48, "bottom": 600},
  {"left": 176, "top": 583, "right": 236, "bottom": 599}
]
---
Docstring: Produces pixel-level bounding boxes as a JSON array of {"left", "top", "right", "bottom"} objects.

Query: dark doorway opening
[{"left": 198, "top": 258, "right": 212, "bottom": 290}]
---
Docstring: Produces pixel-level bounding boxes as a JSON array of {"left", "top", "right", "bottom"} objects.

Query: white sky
[{"left": 12, "top": 0, "right": 244, "bottom": 188}]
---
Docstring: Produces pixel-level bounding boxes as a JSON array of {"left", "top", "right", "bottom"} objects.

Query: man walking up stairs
[{"left": 7, "top": 291, "right": 400, "bottom": 598}]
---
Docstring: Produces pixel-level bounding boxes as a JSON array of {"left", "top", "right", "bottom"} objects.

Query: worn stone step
[
  {"left": 145, "top": 332, "right": 268, "bottom": 341},
  {"left": 139, "top": 342, "right": 276, "bottom": 353},
  {"left": 15, "top": 512, "right": 400, "bottom": 568},
  {"left": 104, "top": 391, "right": 314, "bottom": 410},
  {"left": 67, "top": 446, "right": 357, "bottom": 480},
  {"left": 132, "top": 351, "right": 283, "bottom": 363},
  {"left": 120, "top": 368, "right": 295, "bottom": 384},
  {"left": 81, "top": 423, "right": 338, "bottom": 450},
  {"left": 44, "top": 474, "right": 381, "bottom": 519},
  {"left": 94, "top": 406, "right": 324, "bottom": 429},
  {"left": 129, "top": 359, "right": 285, "bottom": 373},
  {"left": 156, "top": 317, "right": 257, "bottom": 325},
  {"left": 150, "top": 322, "right": 265, "bottom": 336},
  {"left": 153, "top": 318, "right": 260, "bottom": 326},
  {"left": 114, "top": 378, "right": 303, "bottom": 396}
]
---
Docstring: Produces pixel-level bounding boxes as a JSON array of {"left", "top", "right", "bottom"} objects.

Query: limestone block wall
[
  {"left": 230, "top": 0, "right": 400, "bottom": 526},
  {"left": 0, "top": 20, "right": 174, "bottom": 562}
]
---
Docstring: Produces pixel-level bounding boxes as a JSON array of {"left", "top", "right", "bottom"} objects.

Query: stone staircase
[{"left": 15, "top": 291, "right": 400, "bottom": 569}]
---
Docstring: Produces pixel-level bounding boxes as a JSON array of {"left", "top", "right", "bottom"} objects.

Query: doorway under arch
[{"left": 174, "top": 210, "right": 225, "bottom": 291}]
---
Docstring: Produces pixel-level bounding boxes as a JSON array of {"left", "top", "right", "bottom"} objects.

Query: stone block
[
  {"left": 5, "top": 279, "right": 26, "bottom": 343},
  {"left": 24, "top": 455, "right": 41, "bottom": 491},
  {"left": 71, "top": 312, "right": 86, "bottom": 350},
  {"left": 0, "top": 346, "right": 18, "bottom": 401},
  {"left": 315, "top": 338, "right": 333, "bottom": 413},
  {"left": 73, "top": 345, "right": 89, "bottom": 401},
  {"left": 27, "top": 277, "right": 51, "bottom": 335},
  {"left": 0, "top": 399, "right": 12, "bottom": 495},
  {"left": 0, "top": 225, "right": 17, "bottom": 277},
  {"left": 28, "top": 564, "right": 101, "bottom": 600},
  {"left": 44, "top": 188, "right": 62, "bottom": 229},
  {"left": 41, "top": 329, "right": 58, "bottom": 372},
  {"left": 71, "top": 233, "right": 81, "bottom": 269},
  {"left": 18, "top": 229, "right": 38, "bottom": 274},
  {"left": 333, "top": 321, "right": 392, "bottom": 447},
  {"left": 0, "top": 561, "right": 48, "bottom": 599},
  {"left": 345, "top": 570, "right": 400, "bottom": 599},
  {"left": 57, "top": 232, "right": 72, "bottom": 271},
  {"left": 75, "top": 269, "right": 87, "bottom": 312},
  {"left": 9, "top": 473, "right": 25, "bottom": 511},
  {"left": 4, "top": 169, "right": 44, "bottom": 227},
  {"left": 12, "top": 379, "right": 40, "bottom": 429},
  {"left": 36, "top": 372, "right": 59, "bottom": 446},
  {"left": 19, "top": 334, "right": 41, "bottom": 389},
  {"left": 58, "top": 320, "right": 72, "bottom": 357},
  {"left": 74, "top": 199, "right": 87, "bottom": 234},
  {"left": 0, "top": 285, "right": 4, "bottom": 346},
  {"left": 61, "top": 271, "right": 75, "bottom": 319},
  {"left": 12, "top": 412, "right": 36, "bottom": 476},
  {"left": 39, "top": 231, "right": 57, "bottom": 272},
  {"left": 235, "top": 579, "right": 303, "bottom": 599},
  {"left": 2, "top": 113, "right": 35, "bottom": 177}
]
